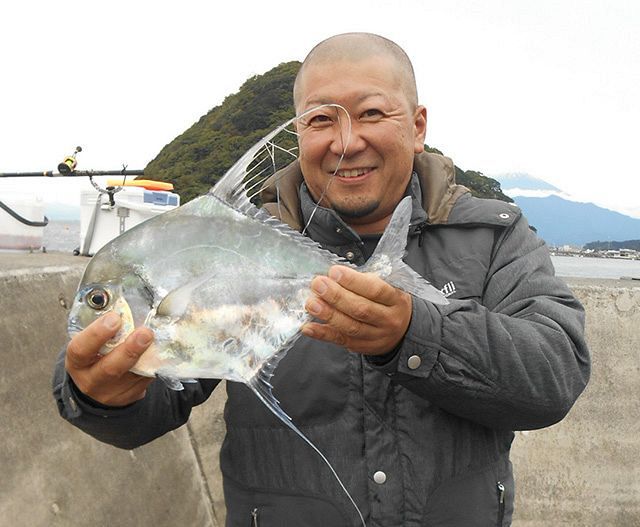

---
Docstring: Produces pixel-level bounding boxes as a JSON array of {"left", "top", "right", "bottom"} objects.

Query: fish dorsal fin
[
  {"left": 209, "top": 115, "right": 347, "bottom": 267},
  {"left": 247, "top": 336, "right": 366, "bottom": 527},
  {"left": 362, "top": 196, "right": 449, "bottom": 305},
  {"left": 210, "top": 116, "right": 298, "bottom": 216}
]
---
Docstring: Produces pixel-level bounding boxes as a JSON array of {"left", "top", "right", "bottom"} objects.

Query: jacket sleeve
[
  {"left": 370, "top": 214, "right": 590, "bottom": 431},
  {"left": 52, "top": 347, "right": 220, "bottom": 450}
]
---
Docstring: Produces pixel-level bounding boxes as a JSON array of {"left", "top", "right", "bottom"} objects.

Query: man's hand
[
  {"left": 302, "top": 265, "right": 412, "bottom": 355},
  {"left": 65, "top": 312, "right": 155, "bottom": 407}
]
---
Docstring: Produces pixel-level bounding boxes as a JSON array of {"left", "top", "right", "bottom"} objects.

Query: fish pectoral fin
[
  {"left": 156, "top": 286, "right": 196, "bottom": 317},
  {"left": 155, "top": 272, "right": 215, "bottom": 317}
]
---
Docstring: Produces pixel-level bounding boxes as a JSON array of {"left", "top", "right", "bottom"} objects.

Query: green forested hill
[
  {"left": 423, "top": 146, "right": 511, "bottom": 202},
  {"left": 145, "top": 61, "right": 512, "bottom": 204},
  {"left": 145, "top": 61, "right": 301, "bottom": 202}
]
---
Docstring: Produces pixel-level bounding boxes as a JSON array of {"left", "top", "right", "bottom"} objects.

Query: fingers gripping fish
[{"left": 68, "top": 111, "right": 448, "bottom": 526}]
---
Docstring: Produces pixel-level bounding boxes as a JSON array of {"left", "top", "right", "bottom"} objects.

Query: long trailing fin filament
[{"left": 248, "top": 375, "right": 367, "bottom": 527}]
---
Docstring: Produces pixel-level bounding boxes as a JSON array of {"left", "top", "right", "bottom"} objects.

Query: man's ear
[{"left": 413, "top": 105, "right": 427, "bottom": 154}]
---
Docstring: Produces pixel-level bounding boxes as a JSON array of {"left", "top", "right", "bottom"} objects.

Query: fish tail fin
[
  {"left": 247, "top": 359, "right": 367, "bottom": 527},
  {"left": 361, "top": 196, "right": 448, "bottom": 305}
]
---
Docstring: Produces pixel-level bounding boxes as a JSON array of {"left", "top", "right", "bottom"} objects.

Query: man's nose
[{"left": 329, "top": 120, "right": 366, "bottom": 157}]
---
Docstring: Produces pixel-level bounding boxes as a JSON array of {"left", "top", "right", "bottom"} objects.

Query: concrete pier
[{"left": 0, "top": 253, "right": 638, "bottom": 526}]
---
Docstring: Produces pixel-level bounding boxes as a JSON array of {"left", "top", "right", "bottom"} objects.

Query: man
[{"left": 54, "top": 33, "right": 590, "bottom": 526}]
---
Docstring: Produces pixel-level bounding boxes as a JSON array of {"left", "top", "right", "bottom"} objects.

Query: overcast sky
[{"left": 1, "top": 0, "right": 638, "bottom": 218}]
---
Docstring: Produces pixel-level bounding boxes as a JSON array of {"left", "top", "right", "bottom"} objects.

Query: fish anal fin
[{"left": 246, "top": 347, "right": 366, "bottom": 527}]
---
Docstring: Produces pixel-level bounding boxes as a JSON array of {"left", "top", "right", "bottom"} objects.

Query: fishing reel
[{"left": 58, "top": 146, "right": 82, "bottom": 174}]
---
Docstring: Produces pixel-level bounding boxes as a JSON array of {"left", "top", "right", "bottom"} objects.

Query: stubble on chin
[{"left": 331, "top": 199, "right": 381, "bottom": 220}]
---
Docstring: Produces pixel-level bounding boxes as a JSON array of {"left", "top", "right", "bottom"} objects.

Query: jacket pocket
[
  {"left": 422, "top": 458, "right": 514, "bottom": 526},
  {"left": 497, "top": 481, "right": 506, "bottom": 526},
  {"left": 224, "top": 476, "right": 351, "bottom": 527}
]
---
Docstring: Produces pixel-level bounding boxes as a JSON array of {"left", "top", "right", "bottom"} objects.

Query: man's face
[{"left": 295, "top": 55, "right": 426, "bottom": 234}]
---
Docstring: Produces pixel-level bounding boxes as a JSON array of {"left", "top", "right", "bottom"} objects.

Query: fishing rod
[
  {"left": 1, "top": 146, "right": 156, "bottom": 255},
  {"left": 0, "top": 147, "right": 145, "bottom": 178},
  {"left": 0, "top": 169, "right": 145, "bottom": 178},
  {"left": 1, "top": 146, "right": 146, "bottom": 205}
]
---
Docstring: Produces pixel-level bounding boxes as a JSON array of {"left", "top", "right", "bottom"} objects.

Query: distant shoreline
[{"left": 551, "top": 249, "right": 640, "bottom": 261}]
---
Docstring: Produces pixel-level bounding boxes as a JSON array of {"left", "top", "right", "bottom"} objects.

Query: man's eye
[
  {"left": 361, "top": 109, "right": 383, "bottom": 119},
  {"left": 309, "top": 114, "right": 333, "bottom": 125}
]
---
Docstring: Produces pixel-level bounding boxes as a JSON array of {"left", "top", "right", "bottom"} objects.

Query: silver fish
[{"left": 68, "top": 113, "right": 448, "bottom": 526}]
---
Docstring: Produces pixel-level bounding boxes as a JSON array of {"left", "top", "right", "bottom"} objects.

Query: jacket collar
[
  {"left": 297, "top": 173, "right": 428, "bottom": 246},
  {"left": 260, "top": 151, "right": 468, "bottom": 231}
]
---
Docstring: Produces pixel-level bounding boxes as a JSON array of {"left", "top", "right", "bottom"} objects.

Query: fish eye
[{"left": 86, "top": 288, "right": 110, "bottom": 310}]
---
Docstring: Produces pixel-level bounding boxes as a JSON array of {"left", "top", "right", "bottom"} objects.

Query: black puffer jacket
[{"left": 53, "top": 152, "right": 590, "bottom": 526}]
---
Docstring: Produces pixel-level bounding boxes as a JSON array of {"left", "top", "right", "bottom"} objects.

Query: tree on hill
[
  {"left": 145, "top": 62, "right": 512, "bottom": 205},
  {"left": 455, "top": 169, "right": 512, "bottom": 202},
  {"left": 424, "top": 145, "right": 512, "bottom": 202}
]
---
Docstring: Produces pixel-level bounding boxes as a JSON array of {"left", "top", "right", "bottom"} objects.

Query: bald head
[{"left": 293, "top": 33, "right": 418, "bottom": 112}]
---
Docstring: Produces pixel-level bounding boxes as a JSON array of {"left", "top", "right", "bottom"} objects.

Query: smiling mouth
[{"left": 334, "top": 168, "right": 374, "bottom": 178}]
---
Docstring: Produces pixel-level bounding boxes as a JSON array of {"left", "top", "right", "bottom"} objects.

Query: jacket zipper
[
  {"left": 496, "top": 481, "right": 505, "bottom": 526},
  {"left": 413, "top": 220, "right": 430, "bottom": 247},
  {"left": 251, "top": 507, "right": 259, "bottom": 527}
]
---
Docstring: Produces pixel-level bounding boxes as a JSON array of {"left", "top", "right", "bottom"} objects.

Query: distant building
[
  {"left": 603, "top": 249, "right": 639, "bottom": 259},
  {"left": 561, "top": 245, "right": 582, "bottom": 254}
]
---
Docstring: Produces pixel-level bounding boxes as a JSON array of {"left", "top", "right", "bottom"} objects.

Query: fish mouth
[
  {"left": 333, "top": 167, "right": 375, "bottom": 179},
  {"left": 67, "top": 316, "right": 85, "bottom": 336}
]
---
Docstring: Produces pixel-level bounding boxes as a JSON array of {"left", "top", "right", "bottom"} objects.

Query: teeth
[{"left": 336, "top": 168, "right": 371, "bottom": 178}]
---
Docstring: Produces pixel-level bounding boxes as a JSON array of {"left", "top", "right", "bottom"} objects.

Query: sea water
[
  {"left": 43, "top": 220, "right": 81, "bottom": 253},
  {"left": 43, "top": 221, "right": 640, "bottom": 280},
  {"left": 551, "top": 255, "right": 640, "bottom": 280}
]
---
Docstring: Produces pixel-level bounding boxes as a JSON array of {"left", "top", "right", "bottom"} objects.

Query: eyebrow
[{"left": 303, "top": 92, "right": 389, "bottom": 110}]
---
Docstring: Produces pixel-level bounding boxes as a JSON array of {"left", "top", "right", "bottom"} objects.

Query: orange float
[{"left": 107, "top": 179, "right": 174, "bottom": 191}]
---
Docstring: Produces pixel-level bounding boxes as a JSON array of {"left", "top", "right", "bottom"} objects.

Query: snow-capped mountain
[
  {"left": 493, "top": 173, "right": 640, "bottom": 246},
  {"left": 494, "top": 172, "right": 561, "bottom": 193}
]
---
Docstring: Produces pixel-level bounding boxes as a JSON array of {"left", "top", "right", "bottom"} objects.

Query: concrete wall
[
  {"left": 0, "top": 254, "right": 218, "bottom": 527},
  {"left": 1, "top": 254, "right": 638, "bottom": 526},
  {"left": 511, "top": 279, "right": 640, "bottom": 526}
]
